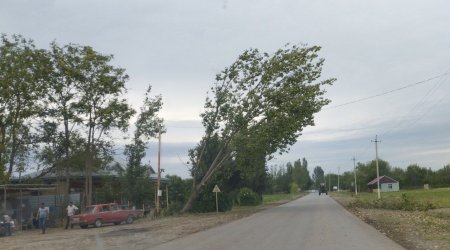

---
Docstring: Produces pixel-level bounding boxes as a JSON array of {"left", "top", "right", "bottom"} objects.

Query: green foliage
[
  {"left": 263, "top": 193, "right": 296, "bottom": 204},
  {"left": 335, "top": 160, "right": 450, "bottom": 192},
  {"left": 312, "top": 166, "right": 325, "bottom": 188},
  {"left": 289, "top": 183, "right": 299, "bottom": 194},
  {"left": 93, "top": 175, "right": 126, "bottom": 204},
  {"left": 355, "top": 159, "right": 392, "bottom": 191},
  {"left": 0, "top": 34, "right": 51, "bottom": 175},
  {"left": 349, "top": 193, "right": 436, "bottom": 211},
  {"left": 183, "top": 44, "right": 334, "bottom": 212},
  {"left": 292, "top": 158, "right": 312, "bottom": 191},
  {"left": 192, "top": 187, "right": 234, "bottom": 213},
  {"left": 165, "top": 175, "right": 192, "bottom": 214},
  {"left": 238, "top": 187, "right": 262, "bottom": 206}
]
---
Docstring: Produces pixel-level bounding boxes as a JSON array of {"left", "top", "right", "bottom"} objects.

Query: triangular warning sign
[{"left": 213, "top": 184, "right": 221, "bottom": 193}]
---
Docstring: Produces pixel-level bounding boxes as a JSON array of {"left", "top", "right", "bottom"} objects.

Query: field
[
  {"left": 332, "top": 188, "right": 450, "bottom": 250},
  {"left": 342, "top": 188, "right": 450, "bottom": 208}
]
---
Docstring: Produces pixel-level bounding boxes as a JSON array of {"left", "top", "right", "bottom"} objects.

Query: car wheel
[
  {"left": 114, "top": 222, "right": 121, "bottom": 225},
  {"left": 94, "top": 219, "right": 102, "bottom": 228},
  {"left": 80, "top": 225, "right": 88, "bottom": 229},
  {"left": 126, "top": 215, "right": 134, "bottom": 224}
]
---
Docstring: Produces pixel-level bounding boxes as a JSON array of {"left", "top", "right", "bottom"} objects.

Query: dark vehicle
[
  {"left": 0, "top": 216, "right": 13, "bottom": 236},
  {"left": 319, "top": 183, "right": 328, "bottom": 195}
]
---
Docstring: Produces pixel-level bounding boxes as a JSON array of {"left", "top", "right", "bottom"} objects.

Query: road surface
[{"left": 152, "top": 193, "right": 404, "bottom": 250}]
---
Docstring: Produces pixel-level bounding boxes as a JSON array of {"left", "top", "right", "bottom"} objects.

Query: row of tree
[
  {"left": 96, "top": 44, "right": 335, "bottom": 212},
  {"left": 266, "top": 158, "right": 312, "bottom": 193},
  {"left": 1, "top": 33, "right": 335, "bottom": 212},
  {"left": 0, "top": 34, "right": 164, "bottom": 207},
  {"left": 333, "top": 160, "right": 450, "bottom": 192}
]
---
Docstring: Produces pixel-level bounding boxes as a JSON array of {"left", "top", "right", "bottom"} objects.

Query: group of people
[
  {"left": 3, "top": 201, "right": 79, "bottom": 235},
  {"left": 36, "top": 201, "right": 78, "bottom": 234}
]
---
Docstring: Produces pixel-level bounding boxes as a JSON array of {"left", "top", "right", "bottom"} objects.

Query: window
[{"left": 388, "top": 183, "right": 393, "bottom": 189}]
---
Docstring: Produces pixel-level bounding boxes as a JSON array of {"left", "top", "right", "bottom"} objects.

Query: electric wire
[{"left": 323, "top": 72, "right": 449, "bottom": 110}]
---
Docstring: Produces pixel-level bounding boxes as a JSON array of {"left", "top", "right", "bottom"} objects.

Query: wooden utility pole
[
  {"left": 372, "top": 135, "right": 381, "bottom": 199},
  {"left": 352, "top": 157, "right": 358, "bottom": 196},
  {"left": 156, "top": 128, "right": 162, "bottom": 214},
  {"left": 337, "top": 166, "right": 340, "bottom": 192}
]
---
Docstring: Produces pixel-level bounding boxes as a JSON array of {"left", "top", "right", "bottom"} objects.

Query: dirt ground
[
  {"left": 2, "top": 196, "right": 449, "bottom": 250},
  {"left": 0, "top": 207, "right": 264, "bottom": 250},
  {"left": 333, "top": 195, "right": 450, "bottom": 250}
]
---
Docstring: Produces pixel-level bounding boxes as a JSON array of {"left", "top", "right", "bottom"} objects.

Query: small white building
[{"left": 367, "top": 175, "right": 400, "bottom": 192}]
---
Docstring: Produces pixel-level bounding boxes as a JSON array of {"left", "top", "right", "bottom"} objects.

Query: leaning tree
[{"left": 182, "top": 44, "right": 335, "bottom": 212}]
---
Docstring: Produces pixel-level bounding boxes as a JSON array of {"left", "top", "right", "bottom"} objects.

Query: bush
[
  {"left": 349, "top": 193, "right": 436, "bottom": 211},
  {"left": 290, "top": 183, "right": 299, "bottom": 194},
  {"left": 192, "top": 190, "right": 234, "bottom": 213},
  {"left": 163, "top": 202, "right": 184, "bottom": 216},
  {"left": 238, "top": 187, "right": 262, "bottom": 206}
]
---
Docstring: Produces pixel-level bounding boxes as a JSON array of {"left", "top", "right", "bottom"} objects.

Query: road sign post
[{"left": 213, "top": 184, "right": 221, "bottom": 213}]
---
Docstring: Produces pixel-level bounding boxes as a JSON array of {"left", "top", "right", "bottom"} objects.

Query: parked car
[
  {"left": 71, "top": 203, "right": 142, "bottom": 229},
  {"left": 0, "top": 215, "right": 14, "bottom": 236}
]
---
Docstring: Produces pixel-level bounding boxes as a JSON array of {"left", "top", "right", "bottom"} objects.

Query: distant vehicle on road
[
  {"left": 318, "top": 183, "right": 328, "bottom": 195},
  {"left": 71, "top": 203, "right": 142, "bottom": 229}
]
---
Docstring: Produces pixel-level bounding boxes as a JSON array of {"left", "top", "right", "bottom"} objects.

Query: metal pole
[
  {"left": 353, "top": 157, "right": 358, "bottom": 196},
  {"left": 215, "top": 192, "right": 218, "bottom": 213}
]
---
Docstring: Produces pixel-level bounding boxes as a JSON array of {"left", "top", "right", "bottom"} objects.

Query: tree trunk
[
  {"left": 181, "top": 183, "right": 202, "bottom": 213},
  {"left": 63, "top": 113, "right": 70, "bottom": 207}
]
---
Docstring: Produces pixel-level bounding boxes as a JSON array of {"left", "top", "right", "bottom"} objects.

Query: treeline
[
  {"left": 2, "top": 34, "right": 335, "bottom": 212},
  {"left": 0, "top": 34, "right": 164, "bottom": 206},
  {"left": 266, "top": 158, "right": 312, "bottom": 193},
  {"left": 328, "top": 159, "right": 450, "bottom": 191}
]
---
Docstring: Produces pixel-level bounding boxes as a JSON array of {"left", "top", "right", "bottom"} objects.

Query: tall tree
[
  {"left": 0, "top": 34, "right": 50, "bottom": 176},
  {"left": 182, "top": 44, "right": 335, "bottom": 212},
  {"left": 312, "top": 166, "right": 325, "bottom": 187},
  {"left": 124, "top": 86, "right": 164, "bottom": 207},
  {"left": 40, "top": 43, "right": 87, "bottom": 202},
  {"left": 72, "top": 45, "right": 135, "bottom": 206},
  {"left": 292, "top": 158, "right": 312, "bottom": 190}
]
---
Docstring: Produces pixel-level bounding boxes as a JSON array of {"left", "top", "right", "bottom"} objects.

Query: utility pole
[
  {"left": 328, "top": 173, "right": 331, "bottom": 192},
  {"left": 352, "top": 157, "right": 358, "bottom": 196},
  {"left": 372, "top": 135, "right": 381, "bottom": 199},
  {"left": 156, "top": 128, "right": 162, "bottom": 214},
  {"left": 337, "top": 166, "right": 340, "bottom": 192}
]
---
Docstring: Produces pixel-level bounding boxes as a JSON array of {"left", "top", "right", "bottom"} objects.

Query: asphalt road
[{"left": 151, "top": 193, "right": 404, "bottom": 250}]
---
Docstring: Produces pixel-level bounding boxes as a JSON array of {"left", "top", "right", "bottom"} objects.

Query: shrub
[
  {"left": 238, "top": 187, "right": 261, "bottom": 206},
  {"left": 192, "top": 190, "right": 234, "bottom": 212},
  {"left": 290, "top": 183, "right": 299, "bottom": 194},
  {"left": 349, "top": 193, "right": 436, "bottom": 211}
]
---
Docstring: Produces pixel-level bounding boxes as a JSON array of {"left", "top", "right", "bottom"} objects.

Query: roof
[
  {"left": 367, "top": 175, "right": 399, "bottom": 185},
  {"left": 11, "top": 165, "right": 167, "bottom": 184}
]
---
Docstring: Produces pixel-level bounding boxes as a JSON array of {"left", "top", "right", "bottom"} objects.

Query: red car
[{"left": 71, "top": 203, "right": 142, "bottom": 229}]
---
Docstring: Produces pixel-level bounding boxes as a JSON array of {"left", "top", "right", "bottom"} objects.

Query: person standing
[
  {"left": 65, "top": 201, "right": 78, "bottom": 229},
  {"left": 37, "top": 202, "right": 49, "bottom": 234}
]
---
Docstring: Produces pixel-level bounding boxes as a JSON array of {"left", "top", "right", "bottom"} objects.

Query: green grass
[{"left": 334, "top": 187, "right": 450, "bottom": 209}]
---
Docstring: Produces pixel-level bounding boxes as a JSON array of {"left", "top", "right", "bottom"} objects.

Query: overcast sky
[{"left": 1, "top": 0, "right": 450, "bottom": 178}]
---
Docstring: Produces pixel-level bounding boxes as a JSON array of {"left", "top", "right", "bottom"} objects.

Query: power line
[{"left": 324, "top": 73, "right": 449, "bottom": 110}]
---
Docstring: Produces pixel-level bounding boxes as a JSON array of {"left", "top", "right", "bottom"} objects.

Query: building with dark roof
[{"left": 367, "top": 175, "right": 399, "bottom": 192}]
